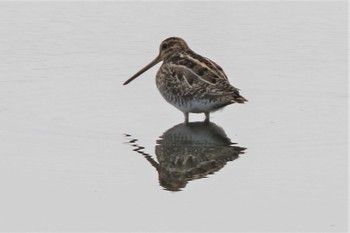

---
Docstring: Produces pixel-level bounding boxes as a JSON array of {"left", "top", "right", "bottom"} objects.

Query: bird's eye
[{"left": 162, "top": 43, "right": 168, "bottom": 50}]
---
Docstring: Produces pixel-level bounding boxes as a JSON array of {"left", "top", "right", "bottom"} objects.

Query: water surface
[{"left": 0, "top": 1, "right": 347, "bottom": 232}]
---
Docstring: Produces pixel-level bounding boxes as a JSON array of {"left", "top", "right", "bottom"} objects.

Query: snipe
[{"left": 123, "top": 37, "right": 247, "bottom": 123}]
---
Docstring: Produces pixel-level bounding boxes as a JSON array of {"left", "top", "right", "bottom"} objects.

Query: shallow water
[{"left": 0, "top": 1, "right": 348, "bottom": 232}]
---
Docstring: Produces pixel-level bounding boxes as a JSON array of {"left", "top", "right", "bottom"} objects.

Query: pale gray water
[{"left": 0, "top": 1, "right": 348, "bottom": 232}]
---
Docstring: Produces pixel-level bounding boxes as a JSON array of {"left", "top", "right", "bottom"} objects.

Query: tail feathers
[{"left": 231, "top": 95, "right": 248, "bottom": 104}]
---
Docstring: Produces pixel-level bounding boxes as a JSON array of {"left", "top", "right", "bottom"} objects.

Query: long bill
[{"left": 123, "top": 55, "right": 162, "bottom": 85}]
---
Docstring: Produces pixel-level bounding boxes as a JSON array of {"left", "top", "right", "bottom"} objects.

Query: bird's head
[{"left": 123, "top": 37, "right": 189, "bottom": 85}]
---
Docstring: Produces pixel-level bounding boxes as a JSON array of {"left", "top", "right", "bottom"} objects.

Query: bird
[{"left": 123, "top": 37, "right": 247, "bottom": 123}]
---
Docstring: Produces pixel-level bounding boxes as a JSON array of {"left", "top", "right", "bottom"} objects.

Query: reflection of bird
[
  {"left": 125, "top": 122, "right": 246, "bottom": 192},
  {"left": 123, "top": 37, "right": 247, "bottom": 123}
]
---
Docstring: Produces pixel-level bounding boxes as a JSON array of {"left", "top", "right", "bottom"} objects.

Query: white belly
[
  {"left": 162, "top": 95, "right": 222, "bottom": 113},
  {"left": 180, "top": 99, "right": 216, "bottom": 113}
]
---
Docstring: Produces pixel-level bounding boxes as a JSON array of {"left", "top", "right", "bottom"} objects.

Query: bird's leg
[
  {"left": 184, "top": 112, "right": 189, "bottom": 124},
  {"left": 204, "top": 112, "right": 210, "bottom": 123}
]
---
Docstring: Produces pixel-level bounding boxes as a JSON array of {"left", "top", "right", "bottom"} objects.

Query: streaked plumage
[{"left": 123, "top": 37, "right": 247, "bottom": 122}]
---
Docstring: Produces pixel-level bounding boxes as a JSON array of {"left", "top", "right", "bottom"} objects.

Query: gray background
[{"left": 0, "top": 1, "right": 348, "bottom": 232}]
